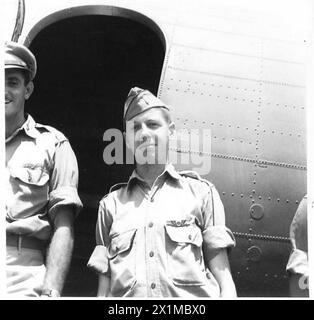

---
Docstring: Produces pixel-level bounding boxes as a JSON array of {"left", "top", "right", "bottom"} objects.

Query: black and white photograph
[{"left": 1, "top": 0, "right": 313, "bottom": 304}]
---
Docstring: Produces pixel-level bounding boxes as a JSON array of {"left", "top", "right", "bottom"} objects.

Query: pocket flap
[
  {"left": 165, "top": 224, "right": 203, "bottom": 247},
  {"left": 10, "top": 166, "right": 49, "bottom": 186},
  {"left": 108, "top": 229, "right": 137, "bottom": 258}
]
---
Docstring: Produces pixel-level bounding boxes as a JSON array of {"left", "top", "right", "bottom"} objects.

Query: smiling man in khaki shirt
[
  {"left": 5, "top": 41, "right": 82, "bottom": 297},
  {"left": 88, "top": 87, "right": 236, "bottom": 297}
]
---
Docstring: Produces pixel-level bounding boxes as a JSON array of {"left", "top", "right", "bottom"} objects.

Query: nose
[{"left": 138, "top": 124, "right": 150, "bottom": 143}]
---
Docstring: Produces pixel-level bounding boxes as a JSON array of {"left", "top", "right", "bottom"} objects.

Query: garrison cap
[
  {"left": 124, "top": 87, "right": 169, "bottom": 122},
  {"left": 5, "top": 41, "right": 37, "bottom": 80}
]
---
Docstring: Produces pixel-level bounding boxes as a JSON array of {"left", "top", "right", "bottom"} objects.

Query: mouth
[{"left": 5, "top": 100, "right": 12, "bottom": 104}]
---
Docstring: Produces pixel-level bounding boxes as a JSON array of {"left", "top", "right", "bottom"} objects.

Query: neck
[
  {"left": 136, "top": 163, "right": 167, "bottom": 188},
  {"left": 5, "top": 113, "right": 26, "bottom": 139}
]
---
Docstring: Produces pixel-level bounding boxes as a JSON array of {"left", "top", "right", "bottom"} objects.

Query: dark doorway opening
[{"left": 29, "top": 14, "right": 165, "bottom": 296}]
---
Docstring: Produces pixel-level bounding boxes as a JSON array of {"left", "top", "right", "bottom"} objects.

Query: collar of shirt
[
  {"left": 127, "top": 163, "right": 181, "bottom": 192},
  {"left": 6, "top": 114, "right": 40, "bottom": 143}
]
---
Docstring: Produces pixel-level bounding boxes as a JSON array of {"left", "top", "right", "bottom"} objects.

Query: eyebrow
[{"left": 6, "top": 75, "right": 21, "bottom": 81}]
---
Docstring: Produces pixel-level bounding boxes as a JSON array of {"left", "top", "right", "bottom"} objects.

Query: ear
[
  {"left": 25, "top": 81, "right": 34, "bottom": 100},
  {"left": 169, "top": 121, "right": 175, "bottom": 136}
]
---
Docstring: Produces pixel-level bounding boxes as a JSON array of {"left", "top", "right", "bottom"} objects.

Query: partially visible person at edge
[
  {"left": 87, "top": 87, "right": 237, "bottom": 297},
  {"left": 5, "top": 41, "right": 83, "bottom": 297},
  {"left": 286, "top": 195, "right": 309, "bottom": 297}
]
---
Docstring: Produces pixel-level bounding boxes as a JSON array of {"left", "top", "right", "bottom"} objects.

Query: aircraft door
[{"left": 28, "top": 13, "right": 165, "bottom": 296}]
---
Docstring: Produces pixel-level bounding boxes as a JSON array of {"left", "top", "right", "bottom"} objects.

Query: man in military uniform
[
  {"left": 5, "top": 41, "right": 82, "bottom": 297},
  {"left": 88, "top": 87, "right": 236, "bottom": 297}
]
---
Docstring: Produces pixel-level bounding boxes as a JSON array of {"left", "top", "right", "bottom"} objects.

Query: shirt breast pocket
[
  {"left": 165, "top": 223, "right": 206, "bottom": 286},
  {"left": 108, "top": 229, "right": 137, "bottom": 296}
]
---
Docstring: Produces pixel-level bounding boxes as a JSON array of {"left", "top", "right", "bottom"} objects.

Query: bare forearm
[
  {"left": 208, "top": 249, "right": 237, "bottom": 298},
  {"left": 43, "top": 226, "right": 73, "bottom": 292},
  {"left": 97, "top": 274, "right": 111, "bottom": 297},
  {"left": 217, "top": 271, "right": 237, "bottom": 298},
  {"left": 43, "top": 208, "right": 75, "bottom": 294}
]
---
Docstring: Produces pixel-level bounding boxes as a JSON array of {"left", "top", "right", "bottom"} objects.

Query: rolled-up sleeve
[
  {"left": 87, "top": 245, "right": 109, "bottom": 275},
  {"left": 48, "top": 140, "right": 83, "bottom": 220},
  {"left": 87, "top": 201, "right": 111, "bottom": 275},
  {"left": 202, "top": 185, "right": 235, "bottom": 258},
  {"left": 286, "top": 249, "right": 308, "bottom": 276},
  {"left": 203, "top": 226, "right": 235, "bottom": 250}
]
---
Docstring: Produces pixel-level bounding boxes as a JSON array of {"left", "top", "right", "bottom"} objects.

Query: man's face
[
  {"left": 125, "top": 108, "right": 174, "bottom": 165},
  {"left": 5, "top": 69, "right": 33, "bottom": 121}
]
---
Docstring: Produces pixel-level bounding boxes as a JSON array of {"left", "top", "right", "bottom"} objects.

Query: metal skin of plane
[{"left": 3, "top": 0, "right": 310, "bottom": 297}]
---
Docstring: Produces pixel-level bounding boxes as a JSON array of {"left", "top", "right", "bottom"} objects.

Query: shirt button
[
  {"left": 188, "top": 234, "right": 192, "bottom": 240},
  {"left": 151, "top": 283, "right": 156, "bottom": 289},
  {"left": 148, "top": 222, "right": 154, "bottom": 228},
  {"left": 149, "top": 251, "right": 154, "bottom": 257}
]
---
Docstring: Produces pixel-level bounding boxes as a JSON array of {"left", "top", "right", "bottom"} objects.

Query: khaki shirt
[
  {"left": 286, "top": 195, "right": 308, "bottom": 276},
  {"left": 88, "top": 164, "right": 235, "bottom": 297},
  {"left": 6, "top": 114, "right": 82, "bottom": 240}
]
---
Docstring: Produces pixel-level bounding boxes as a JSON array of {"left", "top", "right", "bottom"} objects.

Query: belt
[{"left": 6, "top": 233, "right": 47, "bottom": 251}]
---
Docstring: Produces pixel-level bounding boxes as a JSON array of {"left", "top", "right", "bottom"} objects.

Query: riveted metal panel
[
  {"left": 260, "top": 84, "right": 305, "bottom": 111},
  {"left": 251, "top": 165, "right": 306, "bottom": 212},
  {"left": 172, "top": 114, "right": 257, "bottom": 160},
  {"left": 243, "top": 165, "right": 306, "bottom": 250},
  {"left": 249, "top": 202, "right": 298, "bottom": 239},
  {"left": 205, "top": 157, "right": 256, "bottom": 233},
  {"left": 253, "top": 161, "right": 306, "bottom": 199},
  {"left": 176, "top": 1, "right": 307, "bottom": 44},
  {"left": 173, "top": 26, "right": 261, "bottom": 57},
  {"left": 168, "top": 44, "right": 262, "bottom": 80},
  {"left": 258, "top": 94, "right": 306, "bottom": 166},
  {"left": 262, "top": 39, "right": 306, "bottom": 64},
  {"left": 258, "top": 129, "right": 306, "bottom": 166},
  {"left": 261, "top": 60, "right": 305, "bottom": 87},
  {"left": 162, "top": 69, "right": 262, "bottom": 125},
  {"left": 230, "top": 237, "right": 291, "bottom": 297},
  {"left": 162, "top": 70, "right": 262, "bottom": 163}
]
